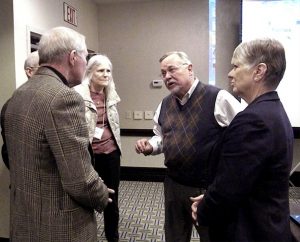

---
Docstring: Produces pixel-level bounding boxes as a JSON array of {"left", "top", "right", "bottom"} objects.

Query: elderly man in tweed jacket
[{"left": 2, "top": 26, "right": 113, "bottom": 242}]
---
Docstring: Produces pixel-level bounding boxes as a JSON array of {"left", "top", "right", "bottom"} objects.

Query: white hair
[{"left": 38, "top": 26, "right": 86, "bottom": 64}]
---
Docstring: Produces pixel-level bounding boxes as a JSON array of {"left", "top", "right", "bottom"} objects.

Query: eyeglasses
[{"left": 160, "top": 63, "right": 188, "bottom": 78}]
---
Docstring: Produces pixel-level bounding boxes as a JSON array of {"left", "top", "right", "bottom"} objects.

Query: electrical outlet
[
  {"left": 144, "top": 111, "right": 154, "bottom": 120},
  {"left": 133, "top": 111, "right": 143, "bottom": 120}
]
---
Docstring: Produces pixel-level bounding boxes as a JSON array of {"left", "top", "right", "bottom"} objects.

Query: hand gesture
[{"left": 135, "top": 138, "right": 153, "bottom": 156}]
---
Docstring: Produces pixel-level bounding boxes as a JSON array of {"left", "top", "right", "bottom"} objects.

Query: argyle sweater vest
[{"left": 158, "top": 82, "right": 225, "bottom": 187}]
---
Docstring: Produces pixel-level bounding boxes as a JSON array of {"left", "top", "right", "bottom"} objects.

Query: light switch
[
  {"left": 125, "top": 111, "right": 132, "bottom": 119},
  {"left": 133, "top": 111, "right": 143, "bottom": 120},
  {"left": 152, "top": 79, "right": 163, "bottom": 88}
]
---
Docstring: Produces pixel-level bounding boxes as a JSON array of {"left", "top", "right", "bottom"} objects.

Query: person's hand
[
  {"left": 107, "top": 188, "right": 115, "bottom": 203},
  {"left": 190, "top": 194, "right": 204, "bottom": 223},
  {"left": 135, "top": 138, "right": 153, "bottom": 156}
]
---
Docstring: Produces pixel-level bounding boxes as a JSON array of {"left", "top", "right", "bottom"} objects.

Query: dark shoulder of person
[{"left": 1, "top": 99, "right": 10, "bottom": 169}]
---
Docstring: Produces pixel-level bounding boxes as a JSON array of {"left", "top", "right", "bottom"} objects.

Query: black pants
[{"left": 94, "top": 150, "right": 120, "bottom": 242}]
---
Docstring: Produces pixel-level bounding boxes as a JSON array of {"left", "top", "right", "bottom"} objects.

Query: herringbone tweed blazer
[{"left": 4, "top": 67, "right": 108, "bottom": 242}]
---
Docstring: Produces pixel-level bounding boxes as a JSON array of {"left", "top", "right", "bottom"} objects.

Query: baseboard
[
  {"left": 121, "top": 129, "right": 154, "bottom": 137},
  {"left": 293, "top": 127, "right": 300, "bottom": 139},
  {"left": 290, "top": 171, "right": 300, "bottom": 187},
  {"left": 121, "top": 166, "right": 166, "bottom": 182},
  {"left": 120, "top": 167, "right": 300, "bottom": 185},
  {"left": 0, "top": 238, "right": 9, "bottom": 242}
]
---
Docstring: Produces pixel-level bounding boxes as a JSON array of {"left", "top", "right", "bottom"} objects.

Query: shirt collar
[
  {"left": 176, "top": 78, "right": 199, "bottom": 105},
  {"left": 44, "top": 66, "right": 69, "bottom": 86}
]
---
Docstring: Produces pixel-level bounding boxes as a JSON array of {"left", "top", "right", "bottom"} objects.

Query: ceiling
[
  {"left": 92, "top": 0, "right": 164, "bottom": 4},
  {"left": 93, "top": 0, "right": 153, "bottom": 4}
]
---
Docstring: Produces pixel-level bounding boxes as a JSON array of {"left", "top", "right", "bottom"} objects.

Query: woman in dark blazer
[{"left": 191, "top": 38, "right": 294, "bottom": 242}]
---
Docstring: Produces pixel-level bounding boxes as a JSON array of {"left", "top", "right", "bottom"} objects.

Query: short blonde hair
[{"left": 232, "top": 38, "right": 286, "bottom": 88}]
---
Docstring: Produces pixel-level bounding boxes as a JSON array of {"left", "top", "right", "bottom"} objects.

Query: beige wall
[
  {"left": 98, "top": 0, "right": 209, "bottom": 130},
  {"left": 97, "top": 0, "right": 242, "bottom": 168},
  {"left": 0, "top": 0, "right": 15, "bottom": 237},
  {"left": 97, "top": 0, "right": 210, "bottom": 168},
  {"left": 215, "top": 0, "right": 241, "bottom": 90},
  {"left": 13, "top": 0, "right": 100, "bottom": 88}
]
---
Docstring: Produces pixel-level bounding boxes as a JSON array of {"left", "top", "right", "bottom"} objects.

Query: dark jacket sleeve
[
  {"left": 197, "top": 111, "right": 271, "bottom": 225},
  {"left": 1, "top": 99, "right": 10, "bottom": 169}
]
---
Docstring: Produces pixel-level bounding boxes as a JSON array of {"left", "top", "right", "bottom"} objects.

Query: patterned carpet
[{"left": 97, "top": 181, "right": 200, "bottom": 242}]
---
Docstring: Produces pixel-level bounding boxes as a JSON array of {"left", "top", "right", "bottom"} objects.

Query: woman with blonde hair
[{"left": 74, "top": 54, "right": 121, "bottom": 242}]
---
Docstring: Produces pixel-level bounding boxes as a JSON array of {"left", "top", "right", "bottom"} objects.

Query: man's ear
[
  {"left": 69, "top": 50, "right": 76, "bottom": 66},
  {"left": 188, "top": 63, "right": 193, "bottom": 76},
  {"left": 25, "top": 68, "right": 32, "bottom": 78}
]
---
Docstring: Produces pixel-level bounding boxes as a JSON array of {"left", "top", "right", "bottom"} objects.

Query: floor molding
[
  {"left": 121, "top": 167, "right": 300, "bottom": 184},
  {"left": 290, "top": 171, "right": 300, "bottom": 187},
  {"left": 121, "top": 166, "right": 166, "bottom": 182},
  {"left": 293, "top": 127, "right": 300, "bottom": 139},
  {"left": 0, "top": 238, "right": 9, "bottom": 242},
  {"left": 121, "top": 129, "right": 154, "bottom": 137}
]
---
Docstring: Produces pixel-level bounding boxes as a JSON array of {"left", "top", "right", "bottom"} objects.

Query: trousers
[
  {"left": 164, "top": 176, "right": 210, "bottom": 242},
  {"left": 94, "top": 150, "right": 120, "bottom": 242}
]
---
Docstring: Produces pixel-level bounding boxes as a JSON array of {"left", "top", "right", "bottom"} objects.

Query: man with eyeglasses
[
  {"left": 135, "top": 51, "right": 245, "bottom": 242},
  {"left": 2, "top": 26, "right": 113, "bottom": 242}
]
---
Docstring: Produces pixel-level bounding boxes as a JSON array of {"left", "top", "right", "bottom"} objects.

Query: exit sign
[{"left": 63, "top": 2, "right": 78, "bottom": 26}]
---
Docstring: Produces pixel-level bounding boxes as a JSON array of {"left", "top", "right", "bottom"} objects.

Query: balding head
[{"left": 24, "top": 51, "right": 39, "bottom": 78}]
